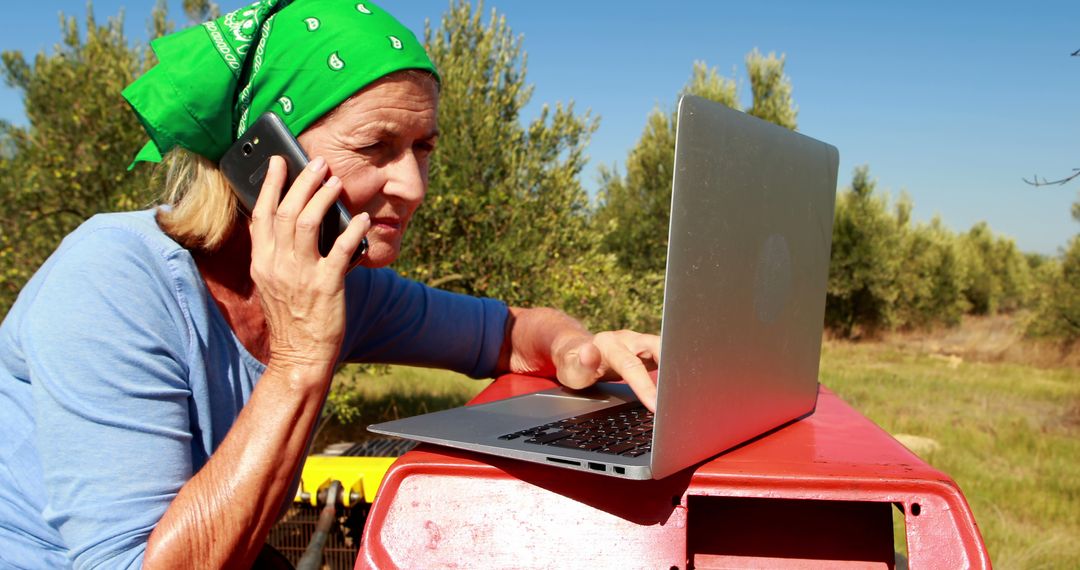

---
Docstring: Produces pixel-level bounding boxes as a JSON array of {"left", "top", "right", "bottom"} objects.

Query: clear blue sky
[{"left": 2, "top": 1, "right": 1077, "bottom": 254}]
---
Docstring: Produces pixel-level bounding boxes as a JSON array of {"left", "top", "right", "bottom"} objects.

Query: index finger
[
  {"left": 250, "top": 155, "right": 287, "bottom": 243},
  {"left": 594, "top": 334, "right": 658, "bottom": 412},
  {"left": 634, "top": 333, "right": 661, "bottom": 371}
]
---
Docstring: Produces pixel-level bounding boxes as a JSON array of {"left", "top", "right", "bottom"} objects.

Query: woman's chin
[{"left": 357, "top": 242, "right": 398, "bottom": 268}]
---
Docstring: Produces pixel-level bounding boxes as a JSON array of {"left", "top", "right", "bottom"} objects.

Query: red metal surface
[{"left": 357, "top": 375, "right": 990, "bottom": 569}]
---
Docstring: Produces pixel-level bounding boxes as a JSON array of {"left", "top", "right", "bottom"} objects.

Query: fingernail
[
  {"left": 358, "top": 212, "right": 371, "bottom": 223},
  {"left": 310, "top": 156, "right": 326, "bottom": 171},
  {"left": 326, "top": 175, "right": 340, "bottom": 187}
]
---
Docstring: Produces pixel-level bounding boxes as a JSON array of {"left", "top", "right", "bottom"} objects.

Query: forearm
[
  {"left": 143, "top": 360, "right": 333, "bottom": 569},
  {"left": 496, "top": 306, "right": 592, "bottom": 378}
]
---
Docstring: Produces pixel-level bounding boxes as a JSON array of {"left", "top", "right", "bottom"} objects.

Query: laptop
[{"left": 369, "top": 95, "right": 839, "bottom": 480}]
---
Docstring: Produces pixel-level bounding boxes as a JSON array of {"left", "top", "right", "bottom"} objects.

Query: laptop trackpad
[
  {"left": 478, "top": 392, "right": 610, "bottom": 420},
  {"left": 367, "top": 385, "right": 636, "bottom": 441}
]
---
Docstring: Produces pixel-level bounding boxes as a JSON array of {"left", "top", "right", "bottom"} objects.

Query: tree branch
[
  {"left": 15, "top": 205, "right": 87, "bottom": 239},
  {"left": 1023, "top": 169, "right": 1080, "bottom": 187},
  {"left": 1021, "top": 49, "right": 1078, "bottom": 186},
  {"left": 1062, "top": 312, "right": 1080, "bottom": 331},
  {"left": 428, "top": 273, "right": 465, "bottom": 289}
]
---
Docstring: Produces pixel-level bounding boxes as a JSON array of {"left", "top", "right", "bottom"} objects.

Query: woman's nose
[{"left": 381, "top": 150, "right": 427, "bottom": 204}]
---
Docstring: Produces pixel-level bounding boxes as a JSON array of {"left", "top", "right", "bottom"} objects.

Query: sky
[{"left": 2, "top": 1, "right": 1078, "bottom": 255}]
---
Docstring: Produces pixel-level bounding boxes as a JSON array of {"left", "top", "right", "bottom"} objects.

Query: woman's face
[{"left": 297, "top": 73, "right": 439, "bottom": 268}]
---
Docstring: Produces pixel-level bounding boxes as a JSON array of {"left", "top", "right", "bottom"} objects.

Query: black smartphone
[{"left": 219, "top": 112, "right": 366, "bottom": 261}]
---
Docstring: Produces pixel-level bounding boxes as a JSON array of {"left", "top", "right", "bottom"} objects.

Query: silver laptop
[{"left": 369, "top": 95, "right": 839, "bottom": 480}]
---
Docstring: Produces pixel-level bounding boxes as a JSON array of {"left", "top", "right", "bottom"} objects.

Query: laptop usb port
[{"left": 588, "top": 462, "right": 606, "bottom": 472}]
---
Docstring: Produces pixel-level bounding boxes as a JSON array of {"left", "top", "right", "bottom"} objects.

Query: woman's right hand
[
  {"left": 146, "top": 157, "right": 369, "bottom": 567},
  {"left": 248, "top": 155, "right": 371, "bottom": 383}
]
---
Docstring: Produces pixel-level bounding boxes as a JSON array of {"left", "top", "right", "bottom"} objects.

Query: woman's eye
[{"left": 355, "top": 142, "right": 383, "bottom": 154}]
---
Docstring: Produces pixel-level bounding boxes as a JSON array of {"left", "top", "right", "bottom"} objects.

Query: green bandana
[{"left": 122, "top": 0, "right": 438, "bottom": 168}]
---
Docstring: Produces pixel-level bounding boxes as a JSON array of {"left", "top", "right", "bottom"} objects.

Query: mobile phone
[{"left": 219, "top": 112, "right": 366, "bottom": 261}]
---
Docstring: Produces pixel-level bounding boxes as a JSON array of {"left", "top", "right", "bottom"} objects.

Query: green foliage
[
  {"left": 149, "top": 0, "right": 174, "bottom": 40},
  {"left": 1021, "top": 161, "right": 1078, "bottom": 341},
  {"left": 820, "top": 166, "right": 1049, "bottom": 337},
  {"left": 182, "top": 0, "right": 220, "bottom": 25},
  {"left": 593, "top": 108, "right": 675, "bottom": 278},
  {"left": 398, "top": 0, "right": 620, "bottom": 329},
  {"left": 322, "top": 365, "right": 486, "bottom": 431},
  {"left": 1025, "top": 252, "right": 1049, "bottom": 271},
  {"left": 0, "top": 7, "right": 159, "bottom": 315},
  {"left": 958, "top": 222, "right": 1032, "bottom": 315},
  {"left": 544, "top": 240, "right": 664, "bottom": 333},
  {"left": 1027, "top": 236, "right": 1080, "bottom": 341},
  {"left": 0, "top": 2, "right": 222, "bottom": 318},
  {"left": 593, "top": 54, "right": 799, "bottom": 326},
  {"left": 825, "top": 166, "right": 901, "bottom": 338},
  {"left": 683, "top": 60, "right": 739, "bottom": 109},
  {"left": 745, "top": 49, "right": 798, "bottom": 129},
  {"left": 893, "top": 217, "right": 970, "bottom": 329}
]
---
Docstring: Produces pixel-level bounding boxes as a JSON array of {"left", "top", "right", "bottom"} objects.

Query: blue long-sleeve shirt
[{"left": 0, "top": 209, "right": 508, "bottom": 569}]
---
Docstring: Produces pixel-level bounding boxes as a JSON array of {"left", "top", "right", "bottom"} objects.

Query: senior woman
[{"left": 0, "top": 1, "right": 659, "bottom": 568}]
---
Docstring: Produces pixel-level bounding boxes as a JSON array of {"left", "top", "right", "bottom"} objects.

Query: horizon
[{"left": 2, "top": 0, "right": 1077, "bottom": 255}]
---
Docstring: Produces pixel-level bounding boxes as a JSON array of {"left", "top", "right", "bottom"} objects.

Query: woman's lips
[{"left": 369, "top": 218, "right": 402, "bottom": 232}]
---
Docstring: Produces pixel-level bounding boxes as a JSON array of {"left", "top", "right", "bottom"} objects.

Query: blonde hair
[{"left": 155, "top": 149, "right": 239, "bottom": 252}]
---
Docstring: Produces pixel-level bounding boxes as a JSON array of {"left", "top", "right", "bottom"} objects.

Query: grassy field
[
  {"left": 316, "top": 364, "right": 490, "bottom": 447},
  {"left": 321, "top": 331, "right": 1079, "bottom": 568},
  {"left": 821, "top": 341, "right": 1079, "bottom": 569}
]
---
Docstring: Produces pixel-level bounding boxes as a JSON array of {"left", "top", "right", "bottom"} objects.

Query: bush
[
  {"left": 1027, "top": 236, "right": 1080, "bottom": 342},
  {"left": 893, "top": 217, "right": 970, "bottom": 329},
  {"left": 958, "top": 223, "right": 1033, "bottom": 315},
  {"left": 825, "top": 166, "right": 901, "bottom": 338}
]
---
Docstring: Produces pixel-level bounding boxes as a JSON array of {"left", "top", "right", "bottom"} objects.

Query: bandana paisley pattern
[{"left": 122, "top": 0, "right": 438, "bottom": 166}]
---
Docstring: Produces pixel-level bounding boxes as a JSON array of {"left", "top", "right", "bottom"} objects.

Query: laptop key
[
  {"left": 524, "top": 430, "right": 573, "bottom": 445},
  {"left": 598, "top": 442, "right": 638, "bottom": 455},
  {"left": 547, "top": 438, "right": 587, "bottom": 449}
]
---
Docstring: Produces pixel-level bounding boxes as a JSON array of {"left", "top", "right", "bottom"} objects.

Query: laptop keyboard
[{"left": 498, "top": 402, "right": 653, "bottom": 458}]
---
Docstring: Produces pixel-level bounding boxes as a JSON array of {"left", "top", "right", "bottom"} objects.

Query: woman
[{"left": 0, "top": 1, "right": 659, "bottom": 567}]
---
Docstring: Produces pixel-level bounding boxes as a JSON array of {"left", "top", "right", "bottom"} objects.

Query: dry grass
[
  {"left": 821, "top": 335, "right": 1080, "bottom": 569},
  {"left": 879, "top": 314, "right": 1079, "bottom": 369}
]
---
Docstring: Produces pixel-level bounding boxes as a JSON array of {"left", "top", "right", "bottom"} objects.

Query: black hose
[{"left": 295, "top": 480, "right": 343, "bottom": 570}]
